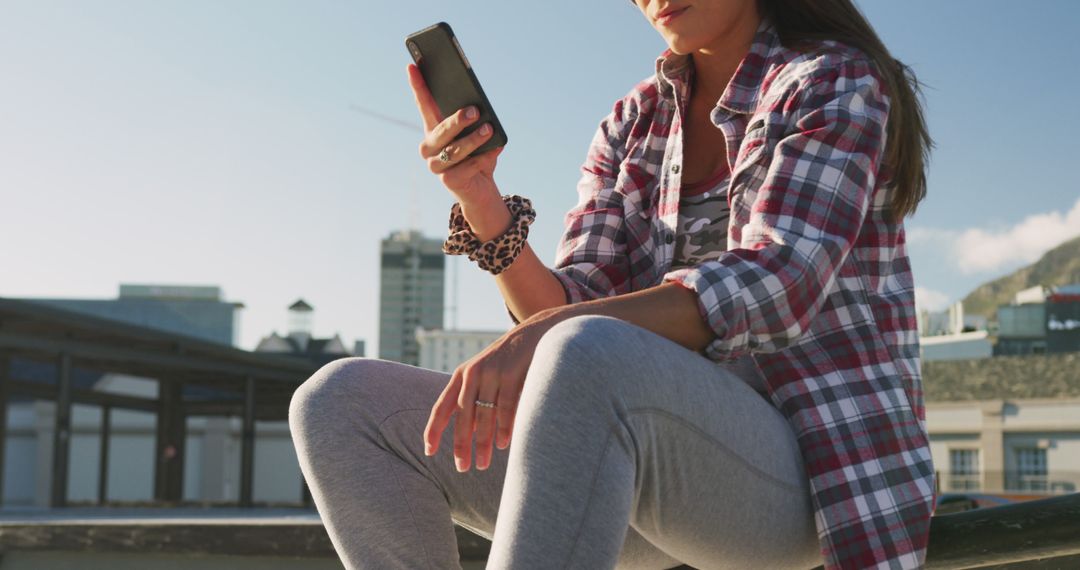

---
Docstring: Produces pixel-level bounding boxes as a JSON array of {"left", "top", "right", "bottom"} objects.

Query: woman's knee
[
  {"left": 288, "top": 357, "right": 398, "bottom": 438},
  {"left": 525, "top": 315, "right": 640, "bottom": 405},
  {"left": 534, "top": 315, "right": 638, "bottom": 368}
]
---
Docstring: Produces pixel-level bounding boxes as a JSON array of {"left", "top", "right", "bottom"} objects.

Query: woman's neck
[{"left": 689, "top": 13, "right": 762, "bottom": 109}]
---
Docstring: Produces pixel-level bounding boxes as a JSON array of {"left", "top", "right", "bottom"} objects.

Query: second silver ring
[
  {"left": 438, "top": 146, "right": 454, "bottom": 163},
  {"left": 474, "top": 399, "right": 496, "bottom": 409}
]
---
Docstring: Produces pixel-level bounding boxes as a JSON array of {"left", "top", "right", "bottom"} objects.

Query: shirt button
[
  {"left": 671, "top": 164, "right": 681, "bottom": 174},
  {"left": 665, "top": 234, "right": 674, "bottom": 245}
]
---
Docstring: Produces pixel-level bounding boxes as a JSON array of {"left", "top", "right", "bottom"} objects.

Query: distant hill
[{"left": 962, "top": 235, "right": 1080, "bottom": 320}]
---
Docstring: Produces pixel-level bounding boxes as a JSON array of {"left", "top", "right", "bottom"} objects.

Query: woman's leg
[
  {"left": 288, "top": 357, "right": 682, "bottom": 570},
  {"left": 290, "top": 358, "right": 502, "bottom": 569},
  {"left": 486, "top": 315, "right": 823, "bottom": 570}
]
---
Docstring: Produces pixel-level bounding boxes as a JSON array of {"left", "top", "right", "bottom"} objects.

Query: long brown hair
[{"left": 758, "top": 0, "right": 932, "bottom": 224}]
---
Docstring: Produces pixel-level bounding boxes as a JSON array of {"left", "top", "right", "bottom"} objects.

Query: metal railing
[{"left": 935, "top": 470, "right": 1079, "bottom": 495}]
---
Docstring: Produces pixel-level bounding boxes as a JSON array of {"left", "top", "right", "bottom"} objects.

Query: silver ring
[
  {"left": 438, "top": 146, "right": 453, "bottom": 163},
  {"left": 475, "top": 399, "right": 496, "bottom": 409}
]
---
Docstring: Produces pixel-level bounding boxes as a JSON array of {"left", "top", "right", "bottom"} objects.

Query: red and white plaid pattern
[{"left": 547, "top": 18, "right": 935, "bottom": 570}]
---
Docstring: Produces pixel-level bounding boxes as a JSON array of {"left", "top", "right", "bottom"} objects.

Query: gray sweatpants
[{"left": 289, "top": 315, "right": 823, "bottom": 569}]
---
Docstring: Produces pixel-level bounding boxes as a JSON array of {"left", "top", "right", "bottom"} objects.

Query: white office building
[
  {"left": 920, "top": 330, "right": 994, "bottom": 362},
  {"left": 924, "top": 351, "right": 1080, "bottom": 496},
  {"left": 416, "top": 328, "right": 507, "bottom": 373}
]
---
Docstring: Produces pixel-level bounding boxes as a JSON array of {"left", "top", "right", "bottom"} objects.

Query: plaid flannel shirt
[{"left": 542, "top": 18, "right": 936, "bottom": 570}]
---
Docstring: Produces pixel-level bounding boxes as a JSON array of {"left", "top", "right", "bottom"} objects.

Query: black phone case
[{"left": 406, "top": 22, "right": 507, "bottom": 158}]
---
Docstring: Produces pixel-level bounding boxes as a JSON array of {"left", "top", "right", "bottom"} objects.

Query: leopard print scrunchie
[{"left": 442, "top": 195, "right": 536, "bottom": 275}]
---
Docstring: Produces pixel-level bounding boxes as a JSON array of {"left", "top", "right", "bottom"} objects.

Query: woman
[{"left": 290, "top": 0, "right": 936, "bottom": 568}]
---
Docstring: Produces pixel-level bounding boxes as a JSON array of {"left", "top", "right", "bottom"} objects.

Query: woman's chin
[{"left": 661, "top": 35, "right": 706, "bottom": 56}]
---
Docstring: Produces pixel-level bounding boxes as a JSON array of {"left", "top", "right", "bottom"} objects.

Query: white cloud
[
  {"left": 914, "top": 286, "right": 951, "bottom": 313},
  {"left": 909, "top": 196, "right": 1080, "bottom": 275},
  {"left": 954, "top": 196, "right": 1080, "bottom": 273},
  {"left": 906, "top": 227, "right": 958, "bottom": 245}
]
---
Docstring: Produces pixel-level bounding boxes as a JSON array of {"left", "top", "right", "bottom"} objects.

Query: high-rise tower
[{"left": 378, "top": 230, "right": 445, "bottom": 365}]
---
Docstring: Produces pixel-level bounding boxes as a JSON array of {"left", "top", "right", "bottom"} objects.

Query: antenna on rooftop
[
  {"left": 348, "top": 105, "right": 423, "bottom": 132},
  {"left": 449, "top": 255, "right": 459, "bottom": 329},
  {"left": 349, "top": 103, "right": 460, "bottom": 331},
  {"left": 409, "top": 169, "right": 421, "bottom": 233}
]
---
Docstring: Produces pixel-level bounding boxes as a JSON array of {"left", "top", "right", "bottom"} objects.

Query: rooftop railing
[{"left": 935, "top": 470, "right": 1079, "bottom": 496}]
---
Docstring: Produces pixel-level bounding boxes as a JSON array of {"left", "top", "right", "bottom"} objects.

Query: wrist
[
  {"left": 443, "top": 194, "right": 535, "bottom": 275},
  {"left": 528, "top": 304, "right": 577, "bottom": 328},
  {"left": 518, "top": 306, "right": 570, "bottom": 343},
  {"left": 460, "top": 193, "right": 512, "bottom": 242}
]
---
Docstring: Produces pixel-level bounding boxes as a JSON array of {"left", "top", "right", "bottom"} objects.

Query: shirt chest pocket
[{"left": 614, "top": 159, "right": 660, "bottom": 222}]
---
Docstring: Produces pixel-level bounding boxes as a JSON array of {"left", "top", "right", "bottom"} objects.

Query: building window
[
  {"left": 948, "top": 449, "right": 980, "bottom": 491},
  {"left": 1012, "top": 447, "right": 1048, "bottom": 492}
]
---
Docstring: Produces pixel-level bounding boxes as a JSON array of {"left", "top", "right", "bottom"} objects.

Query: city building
[
  {"left": 917, "top": 301, "right": 992, "bottom": 362},
  {"left": 416, "top": 328, "right": 507, "bottom": 373},
  {"left": 0, "top": 297, "right": 315, "bottom": 508},
  {"left": 254, "top": 299, "right": 364, "bottom": 366},
  {"left": 4, "top": 376, "right": 304, "bottom": 506},
  {"left": 923, "top": 351, "right": 1080, "bottom": 496},
  {"left": 21, "top": 284, "right": 243, "bottom": 347},
  {"left": 918, "top": 301, "right": 965, "bottom": 337},
  {"left": 379, "top": 230, "right": 445, "bottom": 365},
  {"left": 1046, "top": 284, "right": 1080, "bottom": 353},
  {"left": 3, "top": 291, "right": 370, "bottom": 509},
  {"left": 920, "top": 330, "right": 993, "bottom": 362},
  {"left": 995, "top": 284, "right": 1080, "bottom": 356},
  {"left": 918, "top": 300, "right": 986, "bottom": 338}
]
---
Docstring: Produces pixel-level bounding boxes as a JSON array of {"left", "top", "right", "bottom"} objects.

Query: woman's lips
[{"left": 657, "top": 7, "right": 689, "bottom": 26}]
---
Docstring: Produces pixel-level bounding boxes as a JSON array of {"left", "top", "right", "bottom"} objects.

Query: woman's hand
[
  {"left": 420, "top": 283, "right": 715, "bottom": 473},
  {"left": 423, "top": 311, "right": 560, "bottom": 472},
  {"left": 406, "top": 63, "right": 504, "bottom": 207}
]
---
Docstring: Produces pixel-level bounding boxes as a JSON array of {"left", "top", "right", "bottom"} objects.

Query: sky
[{"left": 2, "top": 1, "right": 1079, "bottom": 354}]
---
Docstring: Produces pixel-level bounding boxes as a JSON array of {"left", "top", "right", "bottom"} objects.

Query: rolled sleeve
[
  {"left": 549, "top": 95, "right": 641, "bottom": 303},
  {"left": 663, "top": 58, "right": 890, "bottom": 361},
  {"left": 504, "top": 95, "right": 641, "bottom": 326}
]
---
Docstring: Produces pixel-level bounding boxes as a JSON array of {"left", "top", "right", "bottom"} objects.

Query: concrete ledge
[
  {"left": 805, "top": 493, "right": 1080, "bottom": 570},
  {"left": 920, "top": 493, "right": 1080, "bottom": 569},
  {"left": 0, "top": 551, "right": 350, "bottom": 570},
  {"left": 0, "top": 508, "right": 489, "bottom": 561},
  {"left": 4, "top": 495, "right": 1080, "bottom": 569}
]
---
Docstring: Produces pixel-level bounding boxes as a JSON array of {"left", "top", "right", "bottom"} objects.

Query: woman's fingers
[
  {"left": 407, "top": 63, "right": 504, "bottom": 201},
  {"left": 495, "top": 385, "right": 518, "bottom": 450},
  {"left": 424, "top": 369, "right": 463, "bottom": 456},
  {"left": 426, "top": 125, "right": 495, "bottom": 175},
  {"left": 452, "top": 363, "right": 485, "bottom": 472},
  {"left": 473, "top": 381, "right": 500, "bottom": 470},
  {"left": 422, "top": 114, "right": 492, "bottom": 173},
  {"left": 428, "top": 346, "right": 522, "bottom": 471},
  {"left": 406, "top": 63, "right": 443, "bottom": 132},
  {"left": 421, "top": 106, "right": 478, "bottom": 155},
  {"left": 452, "top": 389, "right": 475, "bottom": 472}
]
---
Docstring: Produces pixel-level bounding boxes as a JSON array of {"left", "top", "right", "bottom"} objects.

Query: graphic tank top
[{"left": 671, "top": 163, "right": 731, "bottom": 270}]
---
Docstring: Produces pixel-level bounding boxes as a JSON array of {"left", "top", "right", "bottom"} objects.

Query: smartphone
[{"left": 406, "top": 22, "right": 508, "bottom": 158}]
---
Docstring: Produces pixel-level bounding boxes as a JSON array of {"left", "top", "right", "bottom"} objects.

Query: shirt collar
[{"left": 654, "top": 17, "right": 781, "bottom": 115}]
